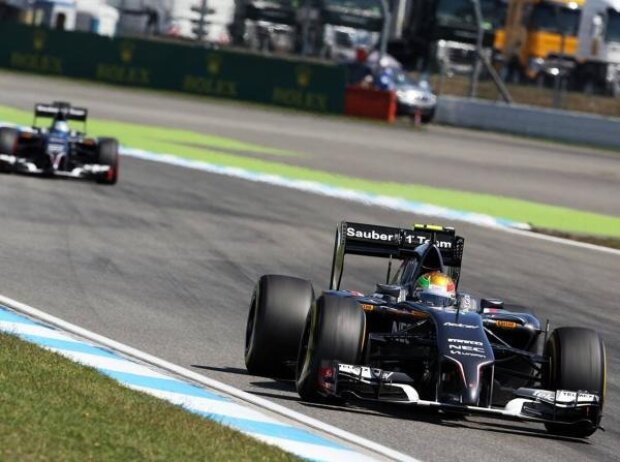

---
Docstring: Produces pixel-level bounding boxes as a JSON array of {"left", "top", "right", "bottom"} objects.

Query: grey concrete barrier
[{"left": 435, "top": 96, "right": 620, "bottom": 150}]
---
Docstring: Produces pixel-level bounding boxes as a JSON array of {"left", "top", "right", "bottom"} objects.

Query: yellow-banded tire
[
  {"left": 544, "top": 327, "right": 606, "bottom": 437},
  {"left": 296, "top": 294, "right": 365, "bottom": 403}
]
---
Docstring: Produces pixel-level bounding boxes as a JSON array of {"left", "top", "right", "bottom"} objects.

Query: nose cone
[
  {"left": 461, "top": 361, "right": 482, "bottom": 406},
  {"left": 461, "top": 380, "right": 482, "bottom": 406},
  {"left": 454, "top": 357, "right": 493, "bottom": 406}
]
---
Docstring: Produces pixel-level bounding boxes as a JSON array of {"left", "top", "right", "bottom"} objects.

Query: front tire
[
  {"left": 296, "top": 294, "right": 365, "bottom": 402},
  {"left": 96, "top": 137, "right": 119, "bottom": 185},
  {"left": 0, "top": 127, "right": 18, "bottom": 173},
  {"left": 544, "top": 327, "right": 606, "bottom": 437},
  {"left": 245, "top": 275, "right": 314, "bottom": 378}
]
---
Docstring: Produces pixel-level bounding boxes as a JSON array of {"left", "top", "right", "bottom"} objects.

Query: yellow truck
[{"left": 495, "top": 0, "right": 584, "bottom": 83}]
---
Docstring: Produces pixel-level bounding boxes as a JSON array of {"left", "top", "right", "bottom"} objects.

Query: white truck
[
  {"left": 575, "top": 0, "right": 620, "bottom": 96},
  {"left": 109, "top": 0, "right": 234, "bottom": 43},
  {"left": 167, "top": 0, "right": 234, "bottom": 43},
  {"left": 75, "top": 0, "right": 119, "bottom": 36}
]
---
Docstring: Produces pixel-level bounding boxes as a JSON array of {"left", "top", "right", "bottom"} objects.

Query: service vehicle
[
  {"left": 392, "top": 71, "right": 436, "bottom": 122},
  {"left": 231, "top": 0, "right": 384, "bottom": 56},
  {"left": 0, "top": 102, "right": 119, "bottom": 185},
  {"left": 363, "top": 52, "right": 437, "bottom": 122},
  {"left": 388, "top": 0, "right": 504, "bottom": 72},
  {"left": 245, "top": 221, "right": 606, "bottom": 438},
  {"left": 574, "top": 0, "right": 620, "bottom": 95},
  {"left": 231, "top": 0, "right": 297, "bottom": 52},
  {"left": 314, "top": 0, "right": 384, "bottom": 59},
  {"left": 496, "top": 0, "right": 584, "bottom": 83}
]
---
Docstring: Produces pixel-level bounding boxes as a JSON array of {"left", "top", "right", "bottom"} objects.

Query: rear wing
[
  {"left": 329, "top": 221, "right": 464, "bottom": 290},
  {"left": 34, "top": 102, "right": 88, "bottom": 122}
]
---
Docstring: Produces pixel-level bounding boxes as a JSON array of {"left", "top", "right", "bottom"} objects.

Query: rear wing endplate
[{"left": 329, "top": 221, "right": 464, "bottom": 290}]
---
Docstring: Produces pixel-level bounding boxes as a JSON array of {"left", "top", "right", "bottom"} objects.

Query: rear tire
[
  {"left": 544, "top": 327, "right": 606, "bottom": 437},
  {"left": 245, "top": 275, "right": 314, "bottom": 378},
  {"left": 296, "top": 295, "right": 365, "bottom": 402},
  {"left": 96, "top": 137, "right": 119, "bottom": 185},
  {"left": 0, "top": 127, "right": 18, "bottom": 173}
]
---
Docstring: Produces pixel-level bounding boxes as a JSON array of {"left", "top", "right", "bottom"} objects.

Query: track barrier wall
[
  {"left": 0, "top": 22, "right": 346, "bottom": 113},
  {"left": 2, "top": 22, "right": 620, "bottom": 149},
  {"left": 436, "top": 96, "right": 620, "bottom": 150}
]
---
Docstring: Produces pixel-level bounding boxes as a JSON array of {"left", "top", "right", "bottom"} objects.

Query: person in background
[
  {"left": 346, "top": 47, "right": 373, "bottom": 87},
  {"left": 373, "top": 57, "right": 397, "bottom": 91}
]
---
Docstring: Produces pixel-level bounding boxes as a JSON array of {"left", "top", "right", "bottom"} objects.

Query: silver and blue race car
[
  {"left": 0, "top": 101, "right": 119, "bottom": 185},
  {"left": 245, "top": 222, "right": 606, "bottom": 438}
]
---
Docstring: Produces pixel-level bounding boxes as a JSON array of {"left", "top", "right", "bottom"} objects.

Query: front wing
[
  {"left": 0, "top": 154, "right": 110, "bottom": 180},
  {"left": 324, "top": 363, "right": 602, "bottom": 428}
]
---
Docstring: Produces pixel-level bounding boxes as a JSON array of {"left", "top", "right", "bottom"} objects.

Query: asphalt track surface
[
  {"left": 0, "top": 71, "right": 619, "bottom": 217},
  {"left": 0, "top": 72, "right": 619, "bottom": 462}
]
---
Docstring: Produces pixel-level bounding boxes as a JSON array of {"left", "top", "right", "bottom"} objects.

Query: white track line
[{"left": 0, "top": 293, "right": 421, "bottom": 462}]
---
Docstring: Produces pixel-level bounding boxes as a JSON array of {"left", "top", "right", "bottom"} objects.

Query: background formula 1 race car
[
  {"left": 0, "top": 102, "right": 119, "bottom": 185},
  {"left": 245, "top": 222, "right": 607, "bottom": 438}
]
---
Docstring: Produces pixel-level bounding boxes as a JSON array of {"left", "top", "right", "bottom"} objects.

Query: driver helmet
[
  {"left": 52, "top": 119, "right": 70, "bottom": 133},
  {"left": 413, "top": 271, "right": 456, "bottom": 307}
]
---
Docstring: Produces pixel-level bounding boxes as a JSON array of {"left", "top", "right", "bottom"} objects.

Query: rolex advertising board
[{"left": 0, "top": 23, "right": 345, "bottom": 113}]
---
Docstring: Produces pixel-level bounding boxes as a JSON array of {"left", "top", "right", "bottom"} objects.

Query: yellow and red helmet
[{"left": 414, "top": 271, "right": 456, "bottom": 307}]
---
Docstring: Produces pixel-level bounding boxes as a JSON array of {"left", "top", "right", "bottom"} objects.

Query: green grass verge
[
  {"left": 0, "top": 105, "right": 300, "bottom": 158},
  {"left": 1, "top": 104, "right": 619, "bottom": 237},
  {"left": 0, "top": 332, "right": 298, "bottom": 462}
]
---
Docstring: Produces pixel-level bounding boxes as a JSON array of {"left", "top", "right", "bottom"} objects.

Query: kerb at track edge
[{"left": 0, "top": 293, "right": 421, "bottom": 462}]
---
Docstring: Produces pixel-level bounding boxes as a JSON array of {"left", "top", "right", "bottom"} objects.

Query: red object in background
[
  {"left": 344, "top": 86, "right": 396, "bottom": 123},
  {"left": 355, "top": 47, "right": 368, "bottom": 63}
]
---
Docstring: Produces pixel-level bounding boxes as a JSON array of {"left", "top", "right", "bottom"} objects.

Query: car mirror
[{"left": 480, "top": 298, "right": 504, "bottom": 311}]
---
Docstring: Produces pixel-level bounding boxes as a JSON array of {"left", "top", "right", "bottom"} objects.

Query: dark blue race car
[
  {"left": 0, "top": 102, "right": 119, "bottom": 185},
  {"left": 245, "top": 222, "right": 606, "bottom": 438}
]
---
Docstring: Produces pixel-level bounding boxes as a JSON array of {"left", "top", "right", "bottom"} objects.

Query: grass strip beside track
[
  {"left": 0, "top": 105, "right": 299, "bottom": 158},
  {"left": 0, "top": 332, "right": 298, "bottom": 462},
  {"left": 1, "top": 104, "right": 619, "bottom": 237}
]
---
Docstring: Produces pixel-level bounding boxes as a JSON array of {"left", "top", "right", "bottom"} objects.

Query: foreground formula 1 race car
[
  {"left": 0, "top": 102, "right": 119, "bottom": 185},
  {"left": 245, "top": 222, "right": 607, "bottom": 438}
]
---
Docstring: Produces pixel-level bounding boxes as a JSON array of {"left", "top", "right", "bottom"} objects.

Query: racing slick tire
[
  {"left": 543, "top": 327, "right": 606, "bottom": 437},
  {"left": 245, "top": 275, "right": 314, "bottom": 378},
  {"left": 96, "top": 137, "right": 119, "bottom": 185},
  {"left": 0, "top": 127, "right": 18, "bottom": 173},
  {"left": 296, "top": 295, "right": 365, "bottom": 402}
]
